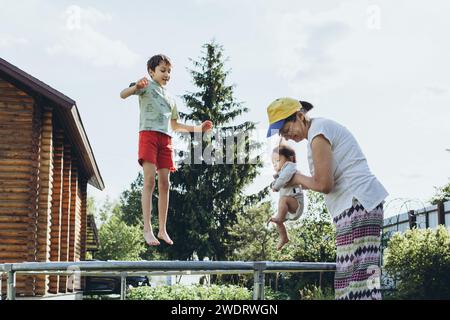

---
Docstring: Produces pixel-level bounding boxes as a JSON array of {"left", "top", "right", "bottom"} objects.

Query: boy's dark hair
[
  {"left": 284, "top": 100, "right": 314, "bottom": 123},
  {"left": 147, "top": 54, "right": 172, "bottom": 72},
  {"left": 273, "top": 145, "right": 297, "bottom": 163}
]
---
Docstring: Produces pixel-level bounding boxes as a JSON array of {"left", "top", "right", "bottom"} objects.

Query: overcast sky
[{"left": 1, "top": 0, "right": 449, "bottom": 217}]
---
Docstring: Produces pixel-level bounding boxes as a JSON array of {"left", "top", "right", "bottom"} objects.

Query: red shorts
[{"left": 138, "top": 131, "right": 176, "bottom": 172}]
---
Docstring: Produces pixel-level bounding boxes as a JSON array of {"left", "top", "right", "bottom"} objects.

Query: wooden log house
[{"left": 0, "top": 57, "right": 104, "bottom": 297}]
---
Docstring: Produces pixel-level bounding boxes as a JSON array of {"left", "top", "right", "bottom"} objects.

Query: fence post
[
  {"left": 437, "top": 201, "right": 445, "bottom": 226},
  {"left": 253, "top": 262, "right": 266, "bottom": 300},
  {"left": 408, "top": 210, "right": 416, "bottom": 229},
  {"left": 120, "top": 273, "right": 127, "bottom": 300}
]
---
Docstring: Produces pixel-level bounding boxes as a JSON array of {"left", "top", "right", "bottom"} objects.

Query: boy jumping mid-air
[{"left": 120, "top": 54, "right": 213, "bottom": 246}]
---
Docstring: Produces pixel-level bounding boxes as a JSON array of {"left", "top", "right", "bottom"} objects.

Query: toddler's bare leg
[
  {"left": 276, "top": 223, "right": 289, "bottom": 250},
  {"left": 268, "top": 197, "right": 299, "bottom": 250},
  {"left": 157, "top": 168, "right": 173, "bottom": 245},
  {"left": 142, "top": 162, "right": 160, "bottom": 246},
  {"left": 268, "top": 196, "right": 299, "bottom": 224}
]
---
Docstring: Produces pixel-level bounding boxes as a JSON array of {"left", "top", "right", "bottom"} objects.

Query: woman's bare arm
[{"left": 288, "top": 135, "right": 334, "bottom": 194}]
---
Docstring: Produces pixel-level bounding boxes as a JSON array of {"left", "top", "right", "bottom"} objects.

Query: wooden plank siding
[
  {"left": 75, "top": 176, "right": 82, "bottom": 262},
  {"left": 79, "top": 180, "right": 87, "bottom": 261},
  {"left": 0, "top": 75, "right": 93, "bottom": 297},
  {"left": 58, "top": 141, "right": 72, "bottom": 293},
  {"left": 0, "top": 78, "right": 35, "bottom": 295},
  {"left": 34, "top": 106, "right": 54, "bottom": 296},
  {"left": 48, "top": 127, "right": 64, "bottom": 294},
  {"left": 67, "top": 155, "right": 78, "bottom": 292}
]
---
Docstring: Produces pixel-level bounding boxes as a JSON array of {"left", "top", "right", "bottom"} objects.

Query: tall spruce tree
[{"left": 166, "top": 41, "right": 268, "bottom": 260}]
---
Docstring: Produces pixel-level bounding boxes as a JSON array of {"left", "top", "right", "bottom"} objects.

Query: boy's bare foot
[
  {"left": 157, "top": 231, "right": 174, "bottom": 245},
  {"left": 144, "top": 230, "right": 160, "bottom": 246},
  {"left": 277, "top": 237, "right": 289, "bottom": 251}
]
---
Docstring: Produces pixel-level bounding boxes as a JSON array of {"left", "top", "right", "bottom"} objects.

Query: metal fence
[
  {"left": 0, "top": 260, "right": 336, "bottom": 301},
  {"left": 383, "top": 200, "right": 450, "bottom": 237}
]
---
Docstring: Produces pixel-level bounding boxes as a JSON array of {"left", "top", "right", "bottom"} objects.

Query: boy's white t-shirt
[{"left": 306, "top": 118, "right": 388, "bottom": 218}]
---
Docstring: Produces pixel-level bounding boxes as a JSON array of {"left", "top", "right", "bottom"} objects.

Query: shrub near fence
[
  {"left": 127, "top": 284, "right": 289, "bottom": 300},
  {"left": 383, "top": 225, "right": 450, "bottom": 299}
]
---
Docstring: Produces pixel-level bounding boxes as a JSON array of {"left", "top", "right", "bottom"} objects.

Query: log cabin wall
[
  {"left": 34, "top": 106, "right": 54, "bottom": 296},
  {"left": 74, "top": 175, "right": 83, "bottom": 291},
  {"left": 77, "top": 181, "right": 82, "bottom": 260},
  {"left": 69, "top": 156, "right": 78, "bottom": 264},
  {"left": 67, "top": 155, "right": 78, "bottom": 293},
  {"left": 58, "top": 141, "right": 72, "bottom": 293},
  {"left": 75, "top": 178, "right": 82, "bottom": 263},
  {"left": 25, "top": 98, "right": 42, "bottom": 295},
  {"left": 79, "top": 180, "right": 88, "bottom": 291},
  {"left": 0, "top": 78, "right": 35, "bottom": 296},
  {"left": 48, "top": 127, "right": 64, "bottom": 294},
  {"left": 79, "top": 180, "right": 87, "bottom": 261},
  {"left": 0, "top": 75, "right": 92, "bottom": 297}
]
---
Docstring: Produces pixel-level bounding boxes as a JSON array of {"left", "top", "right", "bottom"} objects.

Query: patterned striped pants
[{"left": 333, "top": 198, "right": 384, "bottom": 300}]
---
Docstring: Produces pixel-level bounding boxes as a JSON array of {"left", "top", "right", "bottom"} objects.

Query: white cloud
[
  {"left": 70, "top": 5, "right": 112, "bottom": 26},
  {"left": 411, "top": 85, "right": 449, "bottom": 101},
  {"left": 260, "top": 5, "right": 356, "bottom": 96},
  {"left": 0, "top": 34, "right": 29, "bottom": 48},
  {"left": 271, "top": 12, "right": 350, "bottom": 79},
  {"left": 402, "top": 84, "right": 450, "bottom": 134},
  {"left": 46, "top": 5, "right": 140, "bottom": 69}
]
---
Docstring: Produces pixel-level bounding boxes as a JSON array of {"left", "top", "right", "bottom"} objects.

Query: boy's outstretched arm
[
  {"left": 171, "top": 119, "right": 213, "bottom": 133},
  {"left": 120, "top": 77, "right": 149, "bottom": 99}
]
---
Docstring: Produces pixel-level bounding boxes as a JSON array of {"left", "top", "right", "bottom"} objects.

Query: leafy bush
[
  {"left": 127, "top": 284, "right": 290, "bottom": 300},
  {"left": 128, "top": 284, "right": 252, "bottom": 300},
  {"left": 384, "top": 225, "right": 450, "bottom": 299},
  {"left": 264, "top": 287, "right": 290, "bottom": 300},
  {"left": 95, "top": 214, "right": 146, "bottom": 261},
  {"left": 299, "top": 285, "right": 334, "bottom": 300},
  {"left": 429, "top": 179, "right": 450, "bottom": 205}
]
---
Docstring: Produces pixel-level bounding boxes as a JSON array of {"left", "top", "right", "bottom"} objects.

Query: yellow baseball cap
[{"left": 266, "top": 98, "right": 302, "bottom": 137}]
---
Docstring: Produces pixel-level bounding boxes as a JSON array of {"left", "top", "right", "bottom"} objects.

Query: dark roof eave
[
  {"left": 69, "top": 105, "right": 105, "bottom": 190},
  {"left": 0, "top": 57, "right": 75, "bottom": 109}
]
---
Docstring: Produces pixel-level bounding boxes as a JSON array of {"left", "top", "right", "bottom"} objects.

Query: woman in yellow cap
[{"left": 266, "top": 98, "right": 388, "bottom": 300}]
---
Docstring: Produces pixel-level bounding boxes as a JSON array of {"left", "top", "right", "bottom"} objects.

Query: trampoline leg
[
  {"left": 253, "top": 262, "right": 266, "bottom": 300},
  {"left": 7, "top": 271, "right": 16, "bottom": 301},
  {"left": 120, "top": 273, "right": 127, "bottom": 300}
]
